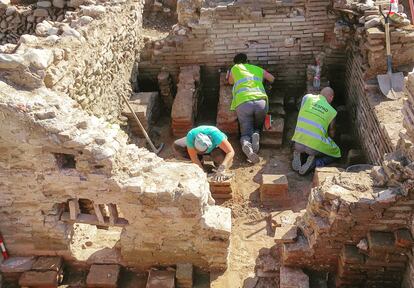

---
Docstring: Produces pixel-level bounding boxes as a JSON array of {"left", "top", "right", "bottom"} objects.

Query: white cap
[{"left": 194, "top": 133, "right": 212, "bottom": 153}]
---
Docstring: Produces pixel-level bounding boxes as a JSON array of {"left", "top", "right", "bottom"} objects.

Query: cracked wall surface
[{"left": 0, "top": 82, "right": 231, "bottom": 270}]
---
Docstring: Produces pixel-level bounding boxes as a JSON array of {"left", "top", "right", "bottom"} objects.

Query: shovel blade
[{"left": 377, "top": 72, "right": 404, "bottom": 99}]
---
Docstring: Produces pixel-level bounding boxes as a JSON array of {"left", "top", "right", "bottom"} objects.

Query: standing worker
[
  {"left": 173, "top": 125, "right": 234, "bottom": 181},
  {"left": 227, "top": 53, "right": 275, "bottom": 164},
  {"left": 291, "top": 87, "right": 341, "bottom": 175}
]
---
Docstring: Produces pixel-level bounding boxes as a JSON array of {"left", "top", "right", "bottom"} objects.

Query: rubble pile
[
  {"left": 216, "top": 73, "right": 238, "bottom": 134},
  {"left": 121, "top": 92, "right": 160, "bottom": 138},
  {"left": 171, "top": 65, "right": 200, "bottom": 137},
  {"left": 281, "top": 150, "right": 414, "bottom": 286}
]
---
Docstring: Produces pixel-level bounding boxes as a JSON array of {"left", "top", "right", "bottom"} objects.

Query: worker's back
[
  {"left": 292, "top": 94, "right": 341, "bottom": 158},
  {"left": 230, "top": 64, "right": 267, "bottom": 110}
]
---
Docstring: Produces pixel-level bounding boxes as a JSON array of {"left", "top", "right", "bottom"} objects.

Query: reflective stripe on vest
[
  {"left": 232, "top": 76, "right": 262, "bottom": 93},
  {"left": 230, "top": 64, "right": 267, "bottom": 110},
  {"left": 294, "top": 127, "right": 338, "bottom": 147},
  {"left": 297, "top": 116, "right": 327, "bottom": 135}
]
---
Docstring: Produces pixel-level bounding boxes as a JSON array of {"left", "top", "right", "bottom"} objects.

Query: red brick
[
  {"left": 19, "top": 271, "right": 59, "bottom": 288},
  {"left": 86, "top": 264, "right": 120, "bottom": 288}
]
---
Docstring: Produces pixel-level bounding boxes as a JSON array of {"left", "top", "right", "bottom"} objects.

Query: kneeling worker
[
  {"left": 227, "top": 53, "right": 275, "bottom": 164},
  {"left": 291, "top": 87, "right": 341, "bottom": 175},
  {"left": 173, "top": 125, "right": 234, "bottom": 181}
]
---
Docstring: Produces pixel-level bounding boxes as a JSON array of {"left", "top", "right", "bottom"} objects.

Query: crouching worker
[
  {"left": 173, "top": 125, "right": 234, "bottom": 181},
  {"left": 291, "top": 87, "right": 341, "bottom": 175},
  {"left": 227, "top": 53, "right": 275, "bottom": 164}
]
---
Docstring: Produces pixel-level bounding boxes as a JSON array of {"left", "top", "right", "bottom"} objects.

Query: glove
[{"left": 212, "top": 165, "right": 227, "bottom": 182}]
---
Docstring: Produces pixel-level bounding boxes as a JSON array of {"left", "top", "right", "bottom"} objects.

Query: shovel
[
  {"left": 120, "top": 93, "right": 164, "bottom": 155},
  {"left": 377, "top": 5, "right": 404, "bottom": 100}
]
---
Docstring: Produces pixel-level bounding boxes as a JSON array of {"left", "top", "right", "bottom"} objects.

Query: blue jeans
[
  {"left": 235, "top": 99, "right": 267, "bottom": 146},
  {"left": 294, "top": 142, "right": 335, "bottom": 167}
]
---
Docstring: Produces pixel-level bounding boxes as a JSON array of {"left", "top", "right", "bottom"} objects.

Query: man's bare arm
[
  {"left": 329, "top": 118, "right": 336, "bottom": 138},
  {"left": 218, "top": 139, "right": 235, "bottom": 169},
  {"left": 264, "top": 71, "right": 275, "bottom": 83},
  {"left": 187, "top": 147, "right": 203, "bottom": 170}
]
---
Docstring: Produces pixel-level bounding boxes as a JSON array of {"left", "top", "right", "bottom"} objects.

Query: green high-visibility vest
[
  {"left": 230, "top": 64, "right": 267, "bottom": 110},
  {"left": 292, "top": 94, "right": 341, "bottom": 158}
]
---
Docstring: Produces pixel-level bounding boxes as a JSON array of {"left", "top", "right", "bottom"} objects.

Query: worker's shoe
[
  {"left": 252, "top": 132, "right": 260, "bottom": 153},
  {"left": 292, "top": 151, "right": 302, "bottom": 172},
  {"left": 242, "top": 143, "right": 260, "bottom": 164},
  {"left": 299, "top": 155, "right": 316, "bottom": 175}
]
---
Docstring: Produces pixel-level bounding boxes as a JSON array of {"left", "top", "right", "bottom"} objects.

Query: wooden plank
[
  {"left": 68, "top": 199, "right": 80, "bottom": 220},
  {"left": 60, "top": 212, "right": 128, "bottom": 227},
  {"left": 107, "top": 204, "right": 119, "bottom": 226},
  {"left": 93, "top": 204, "right": 105, "bottom": 224}
]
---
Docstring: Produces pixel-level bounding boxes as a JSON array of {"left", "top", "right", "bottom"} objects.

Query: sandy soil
[{"left": 154, "top": 116, "right": 313, "bottom": 287}]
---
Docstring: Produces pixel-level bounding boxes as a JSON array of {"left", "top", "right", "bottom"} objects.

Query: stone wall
[
  {"left": 139, "top": 0, "right": 348, "bottom": 95},
  {"left": 0, "top": 0, "right": 144, "bottom": 123},
  {"left": 0, "top": 81, "right": 231, "bottom": 270}
]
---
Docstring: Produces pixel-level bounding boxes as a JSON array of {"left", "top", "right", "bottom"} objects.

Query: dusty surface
[{"left": 157, "top": 116, "right": 312, "bottom": 287}]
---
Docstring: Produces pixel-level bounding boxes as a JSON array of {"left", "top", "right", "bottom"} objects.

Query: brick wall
[
  {"left": 344, "top": 45, "right": 403, "bottom": 165},
  {"left": 139, "top": 0, "right": 347, "bottom": 96},
  {"left": 402, "top": 71, "right": 414, "bottom": 288},
  {"left": 283, "top": 170, "right": 414, "bottom": 271}
]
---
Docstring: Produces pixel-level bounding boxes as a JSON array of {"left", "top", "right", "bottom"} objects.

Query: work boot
[
  {"left": 242, "top": 143, "right": 260, "bottom": 164},
  {"left": 299, "top": 155, "right": 316, "bottom": 175},
  {"left": 292, "top": 151, "right": 302, "bottom": 172},
  {"left": 252, "top": 132, "right": 260, "bottom": 153}
]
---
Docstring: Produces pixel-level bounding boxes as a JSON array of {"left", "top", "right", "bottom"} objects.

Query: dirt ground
[{"left": 152, "top": 115, "right": 313, "bottom": 288}]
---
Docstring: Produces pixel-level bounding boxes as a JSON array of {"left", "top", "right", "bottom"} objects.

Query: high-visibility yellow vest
[
  {"left": 230, "top": 64, "right": 267, "bottom": 110},
  {"left": 292, "top": 94, "right": 341, "bottom": 158}
]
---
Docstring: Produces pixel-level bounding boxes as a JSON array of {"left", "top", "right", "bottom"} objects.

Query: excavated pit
[{"left": 1, "top": 0, "right": 414, "bottom": 287}]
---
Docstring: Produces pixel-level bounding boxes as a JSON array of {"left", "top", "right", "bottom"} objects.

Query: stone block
[
  {"left": 86, "top": 264, "right": 120, "bottom": 287},
  {"left": 280, "top": 266, "right": 309, "bottom": 288},
  {"left": 146, "top": 270, "right": 175, "bottom": 288},
  {"left": 260, "top": 174, "right": 288, "bottom": 199},
  {"left": 32, "top": 257, "right": 63, "bottom": 272},
  {"left": 19, "top": 271, "right": 60, "bottom": 287},
  {"left": 274, "top": 225, "right": 298, "bottom": 244},
  {"left": 0, "top": 257, "right": 34, "bottom": 273},
  {"left": 176, "top": 263, "right": 193, "bottom": 288},
  {"left": 312, "top": 167, "right": 343, "bottom": 187}
]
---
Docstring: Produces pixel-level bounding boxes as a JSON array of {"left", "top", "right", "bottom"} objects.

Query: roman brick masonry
[{"left": 0, "top": 0, "right": 413, "bottom": 286}]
